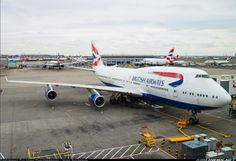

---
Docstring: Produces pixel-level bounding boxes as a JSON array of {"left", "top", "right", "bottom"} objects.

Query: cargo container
[
  {"left": 221, "top": 147, "right": 233, "bottom": 159},
  {"left": 181, "top": 140, "right": 208, "bottom": 159},
  {"left": 206, "top": 151, "right": 225, "bottom": 159}
]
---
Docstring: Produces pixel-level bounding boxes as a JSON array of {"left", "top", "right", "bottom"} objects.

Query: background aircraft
[
  {"left": 135, "top": 48, "right": 179, "bottom": 66},
  {"left": 204, "top": 57, "right": 232, "bottom": 66},
  {"left": 5, "top": 43, "right": 231, "bottom": 125}
]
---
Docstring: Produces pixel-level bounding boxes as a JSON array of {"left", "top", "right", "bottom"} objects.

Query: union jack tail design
[
  {"left": 168, "top": 48, "right": 175, "bottom": 54},
  {"left": 166, "top": 48, "right": 178, "bottom": 63},
  {"left": 91, "top": 42, "right": 104, "bottom": 68}
]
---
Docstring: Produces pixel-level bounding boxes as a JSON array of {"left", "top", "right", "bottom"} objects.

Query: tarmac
[{"left": 0, "top": 67, "right": 236, "bottom": 158}]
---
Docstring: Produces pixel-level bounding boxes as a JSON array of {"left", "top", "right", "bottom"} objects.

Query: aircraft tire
[{"left": 189, "top": 118, "right": 195, "bottom": 125}]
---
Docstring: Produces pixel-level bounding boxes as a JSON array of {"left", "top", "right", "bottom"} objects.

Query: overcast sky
[{"left": 1, "top": 0, "right": 236, "bottom": 56}]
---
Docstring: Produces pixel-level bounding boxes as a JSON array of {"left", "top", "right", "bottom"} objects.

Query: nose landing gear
[{"left": 188, "top": 110, "right": 200, "bottom": 125}]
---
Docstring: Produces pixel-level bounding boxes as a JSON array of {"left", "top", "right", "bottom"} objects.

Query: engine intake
[
  {"left": 88, "top": 91, "right": 105, "bottom": 109},
  {"left": 45, "top": 84, "right": 57, "bottom": 100}
]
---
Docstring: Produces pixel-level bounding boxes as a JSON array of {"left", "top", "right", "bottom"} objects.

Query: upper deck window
[{"left": 195, "top": 74, "right": 210, "bottom": 78}]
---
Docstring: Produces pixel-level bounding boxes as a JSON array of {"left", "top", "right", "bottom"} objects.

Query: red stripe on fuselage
[{"left": 153, "top": 72, "right": 183, "bottom": 80}]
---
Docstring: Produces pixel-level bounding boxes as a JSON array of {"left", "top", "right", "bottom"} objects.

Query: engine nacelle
[
  {"left": 45, "top": 84, "right": 57, "bottom": 100},
  {"left": 88, "top": 91, "right": 105, "bottom": 109}
]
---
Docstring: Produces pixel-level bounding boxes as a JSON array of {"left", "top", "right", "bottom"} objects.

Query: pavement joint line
[
  {"left": 56, "top": 149, "right": 62, "bottom": 159},
  {"left": 72, "top": 143, "right": 139, "bottom": 156},
  {"left": 85, "top": 151, "right": 97, "bottom": 159},
  {"left": 94, "top": 149, "right": 105, "bottom": 159},
  {"left": 116, "top": 149, "right": 160, "bottom": 159},
  {"left": 110, "top": 147, "right": 123, "bottom": 159},
  {"left": 53, "top": 153, "right": 57, "bottom": 159},
  {"left": 148, "top": 148, "right": 153, "bottom": 153},
  {"left": 102, "top": 148, "right": 115, "bottom": 159},
  {"left": 119, "top": 144, "right": 134, "bottom": 158},
  {"left": 130, "top": 144, "right": 141, "bottom": 156},
  {"left": 139, "top": 146, "right": 146, "bottom": 154},
  {"left": 77, "top": 152, "right": 86, "bottom": 159}
]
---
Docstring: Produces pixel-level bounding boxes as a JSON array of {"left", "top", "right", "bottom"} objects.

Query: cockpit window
[{"left": 195, "top": 74, "right": 210, "bottom": 78}]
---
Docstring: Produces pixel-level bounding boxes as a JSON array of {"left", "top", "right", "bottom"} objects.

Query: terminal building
[{"left": 94, "top": 55, "right": 163, "bottom": 66}]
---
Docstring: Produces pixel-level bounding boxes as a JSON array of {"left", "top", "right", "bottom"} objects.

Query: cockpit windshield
[{"left": 195, "top": 74, "right": 210, "bottom": 78}]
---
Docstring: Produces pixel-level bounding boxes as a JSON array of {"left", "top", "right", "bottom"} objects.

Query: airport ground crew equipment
[
  {"left": 27, "top": 142, "right": 73, "bottom": 159},
  {"left": 176, "top": 112, "right": 189, "bottom": 129},
  {"left": 138, "top": 126, "right": 157, "bottom": 148},
  {"left": 167, "top": 113, "right": 194, "bottom": 142},
  {"left": 63, "top": 141, "right": 73, "bottom": 154}
]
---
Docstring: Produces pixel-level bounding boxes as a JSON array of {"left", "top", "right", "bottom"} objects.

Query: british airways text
[{"left": 132, "top": 76, "right": 164, "bottom": 86}]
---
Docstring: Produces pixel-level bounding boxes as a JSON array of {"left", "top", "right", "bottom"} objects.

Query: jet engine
[
  {"left": 88, "top": 89, "right": 105, "bottom": 109},
  {"left": 45, "top": 84, "right": 57, "bottom": 100}
]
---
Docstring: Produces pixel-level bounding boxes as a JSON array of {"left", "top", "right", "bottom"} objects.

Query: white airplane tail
[{"left": 91, "top": 42, "right": 104, "bottom": 68}]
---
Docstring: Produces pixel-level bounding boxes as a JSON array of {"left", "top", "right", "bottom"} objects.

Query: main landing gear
[
  {"left": 109, "top": 92, "right": 138, "bottom": 106},
  {"left": 109, "top": 93, "right": 127, "bottom": 105},
  {"left": 188, "top": 110, "right": 200, "bottom": 125}
]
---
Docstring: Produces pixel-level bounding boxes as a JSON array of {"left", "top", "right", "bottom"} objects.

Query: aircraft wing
[
  {"left": 5, "top": 76, "right": 142, "bottom": 96},
  {"left": 68, "top": 66, "right": 94, "bottom": 71}
]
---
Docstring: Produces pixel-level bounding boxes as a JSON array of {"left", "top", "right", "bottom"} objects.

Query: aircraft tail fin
[
  {"left": 166, "top": 48, "right": 178, "bottom": 63},
  {"left": 91, "top": 42, "right": 104, "bottom": 68}
]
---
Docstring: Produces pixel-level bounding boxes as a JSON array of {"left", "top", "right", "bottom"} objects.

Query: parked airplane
[
  {"left": 71, "top": 55, "right": 89, "bottom": 65},
  {"left": 21, "top": 56, "right": 85, "bottom": 70},
  {"left": 204, "top": 57, "right": 232, "bottom": 66},
  {"left": 5, "top": 43, "right": 231, "bottom": 125},
  {"left": 135, "top": 48, "right": 179, "bottom": 66}
]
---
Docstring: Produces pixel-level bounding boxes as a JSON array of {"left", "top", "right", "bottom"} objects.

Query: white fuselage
[
  {"left": 94, "top": 66, "right": 231, "bottom": 110},
  {"left": 205, "top": 60, "right": 230, "bottom": 65},
  {"left": 141, "top": 58, "right": 169, "bottom": 65}
]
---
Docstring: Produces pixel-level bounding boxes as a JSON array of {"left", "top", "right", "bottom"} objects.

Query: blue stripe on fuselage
[
  {"left": 101, "top": 81, "right": 216, "bottom": 110},
  {"left": 141, "top": 93, "right": 217, "bottom": 110}
]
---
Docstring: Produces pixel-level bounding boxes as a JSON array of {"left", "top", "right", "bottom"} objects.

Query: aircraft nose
[{"left": 221, "top": 92, "right": 232, "bottom": 106}]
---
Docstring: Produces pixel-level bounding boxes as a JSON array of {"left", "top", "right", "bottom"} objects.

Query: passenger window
[
  {"left": 212, "top": 96, "right": 214, "bottom": 98},
  {"left": 200, "top": 94, "right": 202, "bottom": 97},
  {"left": 216, "top": 96, "right": 218, "bottom": 99},
  {"left": 206, "top": 95, "right": 208, "bottom": 97},
  {"left": 197, "top": 94, "right": 199, "bottom": 96}
]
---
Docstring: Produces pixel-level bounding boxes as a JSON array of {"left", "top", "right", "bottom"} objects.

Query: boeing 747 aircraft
[
  {"left": 5, "top": 43, "right": 231, "bottom": 124},
  {"left": 137, "top": 48, "right": 179, "bottom": 66}
]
